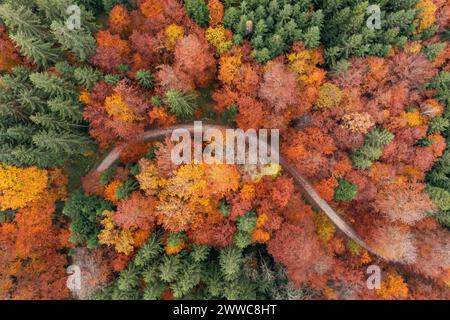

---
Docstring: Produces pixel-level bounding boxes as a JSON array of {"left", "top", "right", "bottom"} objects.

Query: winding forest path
[{"left": 94, "top": 124, "right": 375, "bottom": 256}]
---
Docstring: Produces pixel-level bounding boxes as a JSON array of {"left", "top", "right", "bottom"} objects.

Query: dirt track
[{"left": 95, "top": 124, "right": 374, "bottom": 255}]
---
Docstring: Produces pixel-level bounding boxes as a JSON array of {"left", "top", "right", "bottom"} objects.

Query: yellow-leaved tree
[{"left": 0, "top": 164, "right": 48, "bottom": 211}]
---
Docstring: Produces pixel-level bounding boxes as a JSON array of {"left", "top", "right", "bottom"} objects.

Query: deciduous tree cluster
[{"left": 0, "top": 0, "right": 449, "bottom": 300}]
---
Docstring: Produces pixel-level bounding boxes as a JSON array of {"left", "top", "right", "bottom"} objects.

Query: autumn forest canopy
[{"left": 0, "top": 0, "right": 449, "bottom": 301}]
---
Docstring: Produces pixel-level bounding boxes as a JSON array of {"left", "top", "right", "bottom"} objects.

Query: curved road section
[{"left": 95, "top": 124, "right": 375, "bottom": 256}]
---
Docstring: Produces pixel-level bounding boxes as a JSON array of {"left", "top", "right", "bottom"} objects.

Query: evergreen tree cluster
[
  {"left": 319, "top": 0, "right": 426, "bottom": 66},
  {"left": 351, "top": 127, "right": 394, "bottom": 169},
  {"left": 222, "top": 0, "right": 435, "bottom": 65},
  {"left": 234, "top": 210, "right": 257, "bottom": 249},
  {"left": 333, "top": 178, "right": 358, "bottom": 202},
  {"left": 223, "top": 0, "right": 323, "bottom": 63},
  {"left": 63, "top": 189, "right": 113, "bottom": 248},
  {"left": 0, "top": 0, "right": 98, "bottom": 67},
  {"left": 184, "top": 0, "right": 210, "bottom": 27},
  {"left": 164, "top": 89, "right": 198, "bottom": 119},
  {"left": 0, "top": 64, "right": 97, "bottom": 167},
  {"left": 426, "top": 71, "right": 450, "bottom": 228},
  {"left": 91, "top": 234, "right": 311, "bottom": 300}
]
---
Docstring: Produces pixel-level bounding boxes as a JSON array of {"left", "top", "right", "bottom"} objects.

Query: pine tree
[
  {"left": 0, "top": 67, "right": 93, "bottom": 167},
  {"left": 4, "top": 125, "right": 36, "bottom": 143},
  {"left": 319, "top": 0, "right": 421, "bottom": 66},
  {"left": 0, "top": 209, "right": 15, "bottom": 223},
  {"left": 47, "top": 97, "right": 83, "bottom": 122},
  {"left": 172, "top": 259, "right": 203, "bottom": 298},
  {"left": 90, "top": 284, "right": 115, "bottom": 300},
  {"left": 116, "top": 179, "right": 139, "bottom": 200},
  {"left": 0, "top": 1, "right": 98, "bottom": 68},
  {"left": 422, "top": 43, "right": 445, "bottom": 61},
  {"left": 334, "top": 178, "right": 358, "bottom": 201},
  {"left": 2, "top": 145, "right": 56, "bottom": 168},
  {"left": 164, "top": 90, "right": 198, "bottom": 119},
  {"left": 136, "top": 69, "right": 155, "bottom": 89},
  {"left": 104, "top": 74, "right": 122, "bottom": 85},
  {"left": 223, "top": 277, "right": 256, "bottom": 300},
  {"left": 184, "top": 0, "right": 210, "bottom": 27},
  {"left": 427, "top": 72, "right": 450, "bottom": 106},
  {"left": 100, "top": 167, "right": 115, "bottom": 186},
  {"left": 50, "top": 21, "right": 96, "bottom": 61},
  {"left": 63, "top": 189, "right": 113, "bottom": 247},
  {"left": 17, "top": 88, "right": 47, "bottom": 114},
  {"left": 351, "top": 127, "right": 394, "bottom": 169},
  {"left": 442, "top": 27, "right": 450, "bottom": 41},
  {"left": 9, "top": 32, "right": 60, "bottom": 68},
  {"left": 32, "top": 130, "right": 92, "bottom": 155},
  {"left": 117, "top": 265, "right": 139, "bottom": 292},
  {"left": 29, "top": 72, "right": 75, "bottom": 98},
  {"left": 74, "top": 66, "right": 103, "bottom": 90},
  {"left": 158, "top": 255, "right": 182, "bottom": 283},
  {"left": 54, "top": 61, "right": 76, "bottom": 79},
  {"left": 223, "top": 0, "right": 323, "bottom": 63},
  {"left": 234, "top": 230, "right": 252, "bottom": 249},
  {"left": 303, "top": 26, "right": 321, "bottom": 48},
  {"left": 219, "top": 246, "right": 243, "bottom": 282},
  {"left": 151, "top": 95, "right": 162, "bottom": 107},
  {"left": 111, "top": 285, "right": 140, "bottom": 300},
  {"left": 236, "top": 211, "right": 257, "bottom": 232},
  {"left": 134, "top": 234, "right": 163, "bottom": 268},
  {"left": 102, "top": 0, "right": 129, "bottom": 12},
  {"left": 142, "top": 281, "right": 165, "bottom": 300},
  {"left": 190, "top": 244, "right": 210, "bottom": 263},
  {"left": 0, "top": 3, "right": 46, "bottom": 38}
]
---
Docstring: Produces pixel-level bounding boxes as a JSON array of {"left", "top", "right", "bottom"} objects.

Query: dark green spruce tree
[{"left": 0, "top": 64, "right": 94, "bottom": 167}]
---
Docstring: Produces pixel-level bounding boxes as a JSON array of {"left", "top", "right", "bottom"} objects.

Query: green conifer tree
[
  {"left": 164, "top": 90, "right": 198, "bottom": 119},
  {"left": 184, "top": 0, "right": 210, "bottom": 27}
]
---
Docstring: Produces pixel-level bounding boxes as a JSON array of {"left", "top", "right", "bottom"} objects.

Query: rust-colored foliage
[
  {"left": 258, "top": 61, "right": 299, "bottom": 113},
  {"left": 413, "top": 228, "right": 450, "bottom": 282},
  {"left": 268, "top": 222, "right": 330, "bottom": 289},
  {"left": 71, "top": 248, "right": 114, "bottom": 299},
  {"left": 235, "top": 95, "right": 265, "bottom": 130},
  {"left": 120, "top": 142, "right": 151, "bottom": 164},
  {"left": 282, "top": 127, "right": 336, "bottom": 179},
  {"left": 109, "top": 5, "right": 131, "bottom": 34},
  {"left": 204, "top": 164, "right": 240, "bottom": 199},
  {"left": 92, "top": 30, "right": 130, "bottom": 72},
  {"left": 81, "top": 171, "right": 104, "bottom": 197},
  {"left": 373, "top": 182, "right": 436, "bottom": 225},
  {"left": 83, "top": 80, "right": 149, "bottom": 146},
  {"left": 0, "top": 170, "right": 69, "bottom": 300},
  {"left": 207, "top": 0, "right": 224, "bottom": 26},
  {"left": 113, "top": 191, "right": 157, "bottom": 230},
  {"left": 367, "top": 224, "right": 418, "bottom": 264},
  {"left": 0, "top": 26, "right": 22, "bottom": 71},
  {"left": 156, "top": 64, "right": 195, "bottom": 92},
  {"left": 173, "top": 34, "right": 217, "bottom": 88}
]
